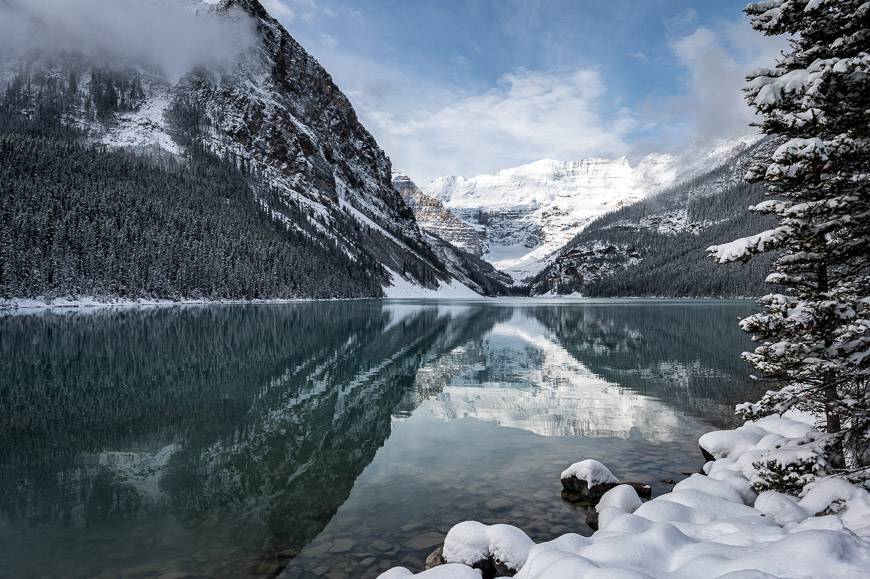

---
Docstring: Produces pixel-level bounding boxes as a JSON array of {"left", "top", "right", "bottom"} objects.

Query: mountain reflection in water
[{"left": 0, "top": 301, "right": 762, "bottom": 578}]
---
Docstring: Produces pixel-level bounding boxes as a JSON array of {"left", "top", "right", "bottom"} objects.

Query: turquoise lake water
[{"left": 0, "top": 300, "right": 765, "bottom": 578}]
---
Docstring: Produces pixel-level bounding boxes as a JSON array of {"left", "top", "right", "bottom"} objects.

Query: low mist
[{"left": 0, "top": 0, "right": 258, "bottom": 82}]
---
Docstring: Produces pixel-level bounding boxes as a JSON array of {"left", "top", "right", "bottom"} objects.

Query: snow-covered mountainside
[
  {"left": 530, "top": 136, "right": 780, "bottom": 297},
  {"left": 421, "top": 137, "right": 761, "bottom": 282},
  {"left": 393, "top": 173, "right": 487, "bottom": 256},
  {"left": 0, "top": 0, "right": 485, "bottom": 299},
  {"left": 391, "top": 172, "right": 512, "bottom": 295}
]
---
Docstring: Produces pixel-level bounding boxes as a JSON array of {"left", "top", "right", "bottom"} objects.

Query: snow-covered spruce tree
[{"left": 707, "top": 0, "right": 870, "bottom": 472}]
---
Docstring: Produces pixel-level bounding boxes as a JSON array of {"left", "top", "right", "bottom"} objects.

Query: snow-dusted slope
[
  {"left": 422, "top": 136, "right": 763, "bottom": 282},
  {"left": 393, "top": 173, "right": 487, "bottom": 256},
  {"left": 391, "top": 172, "right": 512, "bottom": 295},
  {"left": 0, "top": 0, "right": 459, "bottom": 298},
  {"left": 529, "top": 135, "right": 777, "bottom": 297}
]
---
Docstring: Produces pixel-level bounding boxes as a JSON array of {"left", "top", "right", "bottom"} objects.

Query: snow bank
[
  {"left": 382, "top": 269, "right": 482, "bottom": 300},
  {"left": 378, "top": 564, "right": 481, "bottom": 578},
  {"left": 379, "top": 412, "right": 870, "bottom": 578},
  {"left": 596, "top": 485, "right": 643, "bottom": 514}
]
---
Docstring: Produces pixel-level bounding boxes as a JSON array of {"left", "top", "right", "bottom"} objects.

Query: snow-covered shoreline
[
  {"left": 381, "top": 411, "right": 870, "bottom": 578},
  {"left": 0, "top": 296, "right": 368, "bottom": 311},
  {"left": 1, "top": 294, "right": 758, "bottom": 312}
]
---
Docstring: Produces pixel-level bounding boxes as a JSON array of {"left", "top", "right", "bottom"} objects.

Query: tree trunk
[{"left": 818, "top": 261, "right": 844, "bottom": 467}]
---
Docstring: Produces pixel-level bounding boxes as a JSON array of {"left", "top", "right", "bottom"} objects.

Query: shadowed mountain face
[
  {"left": 0, "top": 0, "right": 462, "bottom": 300},
  {"left": 1, "top": 301, "right": 764, "bottom": 578}
]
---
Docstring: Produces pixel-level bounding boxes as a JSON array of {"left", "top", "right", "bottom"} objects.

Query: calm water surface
[{"left": 0, "top": 300, "right": 764, "bottom": 578}]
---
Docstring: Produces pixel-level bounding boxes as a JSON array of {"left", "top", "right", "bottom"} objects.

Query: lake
[{"left": 0, "top": 300, "right": 765, "bottom": 578}]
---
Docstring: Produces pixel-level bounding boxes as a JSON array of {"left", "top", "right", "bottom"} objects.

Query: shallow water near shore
[{"left": 0, "top": 300, "right": 765, "bottom": 578}]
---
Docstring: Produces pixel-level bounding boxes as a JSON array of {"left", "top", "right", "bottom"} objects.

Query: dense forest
[{"left": 0, "top": 70, "right": 386, "bottom": 300}]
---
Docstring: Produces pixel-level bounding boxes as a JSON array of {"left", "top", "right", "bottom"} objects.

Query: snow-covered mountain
[
  {"left": 421, "top": 136, "right": 763, "bottom": 282},
  {"left": 529, "top": 136, "right": 779, "bottom": 297},
  {"left": 0, "top": 0, "right": 503, "bottom": 299}
]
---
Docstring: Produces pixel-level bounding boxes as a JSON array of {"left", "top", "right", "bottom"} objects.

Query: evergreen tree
[{"left": 708, "top": 0, "right": 870, "bottom": 470}]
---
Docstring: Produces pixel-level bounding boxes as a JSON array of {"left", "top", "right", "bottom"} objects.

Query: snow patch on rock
[
  {"left": 561, "top": 459, "right": 619, "bottom": 487},
  {"left": 383, "top": 269, "right": 482, "bottom": 300}
]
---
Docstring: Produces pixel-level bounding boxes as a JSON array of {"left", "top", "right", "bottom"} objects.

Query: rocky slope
[
  {"left": 393, "top": 173, "right": 487, "bottom": 256},
  {"left": 391, "top": 172, "right": 512, "bottom": 295},
  {"left": 529, "top": 137, "right": 780, "bottom": 297},
  {"left": 0, "top": 0, "right": 490, "bottom": 299}
]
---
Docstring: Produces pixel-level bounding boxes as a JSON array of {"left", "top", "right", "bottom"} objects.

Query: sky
[{"left": 263, "top": 0, "right": 786, "bottom": 183}]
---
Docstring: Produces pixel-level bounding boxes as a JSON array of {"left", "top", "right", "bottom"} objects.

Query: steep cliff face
[
  {"left": 391, "top": 173, "right": 512, "bottom": 295},
  {"left": 181, "top": 0, "right": 452, "bottom": 290},
  {"left": 393, "top": 173, "right": 487, "bottom": 256},
  {"left": 205, "top": 0, "right": 421, "bottom": 245},
  {"left": 0, "top": 0, "right": 456, "bottom": 298}
]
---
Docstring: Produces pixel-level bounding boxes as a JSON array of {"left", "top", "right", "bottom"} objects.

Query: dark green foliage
[
  {"left": 0, "top": 75, "right": 384, "bottom": 300},
  {"left": 89, "top": 68, "right": 144, "bottom": 119},
  {"left": 750, "top": 457, "right": 821, "bottom": 495}
]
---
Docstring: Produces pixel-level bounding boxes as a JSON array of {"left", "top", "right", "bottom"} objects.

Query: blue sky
[{"left": 262, "top": 0, "right": 785, "bottom": 182}]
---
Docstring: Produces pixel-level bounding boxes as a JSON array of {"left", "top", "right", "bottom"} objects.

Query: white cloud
[
  {"left": 666, "top": 17, "right": 787, "bottom": 148},
  {"left": 0, "top": 0, "right": 257, "bottom": 83},
  {"left": 358, "top": 68, "right": 634, "bottom": 182},
  {"left": 262, "top": 0, "right": 340, "bottom": 25}
]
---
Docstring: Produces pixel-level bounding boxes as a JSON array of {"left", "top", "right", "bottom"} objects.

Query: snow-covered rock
[
  {"left": 442, "top": 521, "right": 534, "bottom": 575},
  {"left": 394, "top": 173, "right": 487, "bottom": 257},
  {"left": 596, "top": 485, "right": 645, "bottom": 528},
  {"left": 561, "top": 459, "right": 620, "bottom": 488}
]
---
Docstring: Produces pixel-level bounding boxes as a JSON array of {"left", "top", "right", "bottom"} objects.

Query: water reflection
[{"left": 0, "top": 301, "right": 760, "bottom": 578}]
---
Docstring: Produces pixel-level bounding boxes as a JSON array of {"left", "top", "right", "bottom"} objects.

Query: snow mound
[
  {"left": 378, "top": 564, "right": 482, "bottom": 578},
  {"left": 561, "top": 459, "right": 619, "bottom": 487},
  {"left": 441, "top": 521, "right": 534, "bottom": 571},
  {"left": 596, "top": 485, "right": 643, "bottom": 514},
  {"left": 382, "top": 413, "right": 870, "bottom": 578}
]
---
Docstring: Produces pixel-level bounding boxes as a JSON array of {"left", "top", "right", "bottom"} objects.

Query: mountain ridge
[
  {"left": 0, "top": 0, "right": 512, "bottom": 300},
  {"left": 416, "top": 135, "right": 762, "bottom": 282},
  {"left": 529, "top": 136, "right": 780, "bottom": 297}
]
